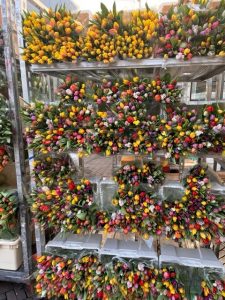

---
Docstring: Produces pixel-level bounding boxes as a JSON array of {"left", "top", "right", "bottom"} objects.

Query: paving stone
[
  {"left": 14, "top": 286, "right": 27, "bottom": 299},
  {"left": 6, "top": 290, "right": 17, "bottom": 300},
  {"left": 0, "top": 283, "right": 13, "bottom": 294}
]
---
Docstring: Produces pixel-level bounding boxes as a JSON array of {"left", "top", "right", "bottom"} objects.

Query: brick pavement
[{"left": 0, "top": 282, "right": 33, "bottom": 300}]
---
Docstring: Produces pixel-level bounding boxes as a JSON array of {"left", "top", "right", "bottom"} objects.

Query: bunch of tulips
[
  {"left": 35, "top": 254, "right": 188, "bottom": 300},
  {"left": 22, "top": 1, "right": 225, "bottom": 63},
  {"left": 114, "top": 162, "right": 165, "bottom": 187},
  {"left": 30, "top": 178, "right": 97, "bottom": 234},
  {"left": 163, "top": 164, "right": 225, "bottom": 244},
  {"left": 32, "top": 155, "right": 73, "bottom": 187},
  {"left": 22, "top": 7, "right": 84, "bottom": 64},
  {"left": 110, "top": 188, "right": 163, "bottom": 238},
  {"left": 0, "top": 190, "right": 18, "bottom": 239},
  {"left": 157, "top": 0, "right": 225, "bottom": 59},
  {"left": 201, "top": 278, "right": 225, "bottom": 299}
]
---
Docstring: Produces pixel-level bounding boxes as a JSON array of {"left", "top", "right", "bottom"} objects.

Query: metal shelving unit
[
  {"left": 31, "top": 57, "right": 225, "bottom": 81},
  {"left": 8, "top": 0, "right": 225, "bottom": 281},
  {"left": 0, "top": 0, "right": 46, "bottom": 283}
]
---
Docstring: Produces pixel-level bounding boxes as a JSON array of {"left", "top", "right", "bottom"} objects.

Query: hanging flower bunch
[
  {"left": 35, "top": 255, "right": 76, "bottom": 299},
  {"left": 92, "top": 79, "right": 120, "bottom": 105},
  {"left": 202, "top": 105, "right": 225, "bottom": 153},
  {"left": 157, "top": 0, "right": 225, "bottom": 59},
  {"left": 157, "top": 267, "right": 186, "bottom": 299},
  {"left": 110, "top": 188, "right": 163, "bottom": 238},
  {"left": 201, "top": 278, "right": 225, "bottom": 299},
  {"left": 22, "top": 7, "right": 84, "bottom": 64},
  {"left": 163, "top": 164, "right": 225, "bottom": 244},
  {"left": 32, "top": 155, "right": 73, "bottom": 187},
  {"left": 57, "top": 75, "right": 86, "bottom": 103},
  {"left": 95, "top": 210, "right": 113, "bottom": 233},
  {"left": 93, "top": 76, "right": 182, "bottom": 105},
  {"left": 157, "top": 105, "right": 225, "bottom": 161},
  {"left": 117, "top": 4, "right": 158, "bottom": 60},
  {"left": 22, "top": 101, "right": 93, "bottom": 154},
  {"left": 114, "top": 162, "right": 165, "bottom": 188},
  {"left": 30, "top": 185, "right": 65, "bottom": 228},
  {"left": 30, "top": 178, "right": 96, "bottom": 234},
  {"left": 0, "top": 190, "right": 18, "bottom": 239},
  {"left": 82, "top": 3, "right": 120, "bottom": 63},
  {"left": 110, "top": 259, "right": 158, "bottom": 299},
  {"left": 61, "top": 178, "right": 97, "bottom": 234},
  {"left": 72, "top": 254, "right": 106, "bottom": 299},
  {"left": 35, "top": 254, "right": 189, "bottom": 300}
]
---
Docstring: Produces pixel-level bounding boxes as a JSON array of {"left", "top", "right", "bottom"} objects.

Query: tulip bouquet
[
  {"left": 117, "top": 5, "right": 158, "bottom": 60},
  {"left": 35, "top": 253, "right": 191, "bottom": 300},
  {"left": 0, "top": 190, "right": 18, "bottom": 239},
  {"left": 157, "top": 267, "right": 186, "bottom": 300},
  {"left": 92, "top": 79, "right": 120, "bottom": 105},
  {"left": 57, "top": 75, "right": 86, "bottom": 104},
  {"left": 113, "top": 162, "right": 165, "bottom": 188},
  {"left": 163, "top": 164, "right": 225, "bottom": 244},
  {"left": 95, "top": 210, "right": 113, "bottom": 233},
  {"left": 73, "top": 253, "right": 106, "bottom": 300},
  {"left": 157, "top": 0, "right": 225, "bottom": 59},
  {"left": 22, "top": 6, "right": 84, "bottom": 64},
  {"left": 158, "top": 106, "right": 205, "bottom": 160},
  {"left": 61, "top": 178, "right": 96, "bottom": 234},
  {"left": 201, "top": 278, "right": 225, "bottom": 300},
  {"left": 32, "top": 155, "right": 73, "bottom": 187},
  {"left": 111, "top": 188, "right": 163, "bottom": 237},
  {"left": 23, "top": 101, "right": 93, "bottom": 155},
  {"left": 30, "top": 185, "right": 65, "bottom": 228},
  {"left": 82, "top": 3, "right": 120, "bottom": 63},
  {"left": 201, "top": 105, "right": 225, "bottom": 153},
  {"left": 111, "top": 259, "right": 158, "bottom": 299},
  {"left": 35, "top": 255, "right": 76, "bottom": 299},
  {"left": 93, "top": 76, "right": 182, "bottom": 105},
  {"left": 141, "top": 161, "right": 165, "bottom": 186}
]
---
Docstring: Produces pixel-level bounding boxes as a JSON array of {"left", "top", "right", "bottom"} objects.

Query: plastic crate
[{"left": 0, "top": 237, "right": 22, "bottom": 270}]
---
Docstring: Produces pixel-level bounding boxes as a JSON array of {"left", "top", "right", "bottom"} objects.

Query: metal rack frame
[
  {"left": 5, "top": 0, "right": 225, "bottom": 280},
  {"left": 0, "top": 0, "right": 48, "bottom": 283}
]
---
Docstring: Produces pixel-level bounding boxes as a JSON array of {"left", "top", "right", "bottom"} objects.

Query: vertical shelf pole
[
  {"left": 1, "top": 0, "right": 32, "bottom": 275},
  {"left": 15, "top": 0, "right": 47, "bottom": 256}
]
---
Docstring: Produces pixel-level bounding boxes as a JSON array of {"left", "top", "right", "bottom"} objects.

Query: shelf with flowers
[
  {"left": 22, "top": 2, "right": 225, "bottom": 80},
  {"left": 33, "top": 251, "right": 225, "bottom": 300},
  {"left": 28, "top": 148, "right": 225, "bottom": 249},
  {"left": 22, "top": 74, "right": 225, "bottom": 247},
  {"left": 22, "top": 75, "right": 225, "bottom": 160}
]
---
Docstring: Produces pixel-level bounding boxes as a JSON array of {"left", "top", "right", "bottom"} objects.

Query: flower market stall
[{"left": 3, "top": 0, "right": 225, "bottom": 296}]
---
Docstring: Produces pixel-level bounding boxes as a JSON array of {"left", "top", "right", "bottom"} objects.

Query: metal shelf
[
  {"left": 0, "top": 269, "right": 30, "bottom": 283},
  {"left": 30, "top": 57, "right": 225, "bottom": 81}
]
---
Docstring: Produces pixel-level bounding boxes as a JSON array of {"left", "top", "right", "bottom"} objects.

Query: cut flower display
[
  {"left": 22, "top": 1, "right": 225, "bottom": 63},
  {"left": 35, "top": 253, "right": 189, "bottom": 300}
]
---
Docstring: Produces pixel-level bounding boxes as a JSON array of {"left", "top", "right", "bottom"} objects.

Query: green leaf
[
  {"left": 113, "top": 2, "right": 117, "bottom": 16},
  {"left": 101, "top": 2, "right": 109, "bottom": 15},
  {"left": 76, "top": 211, "right": 87, "bottom": 220}
]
